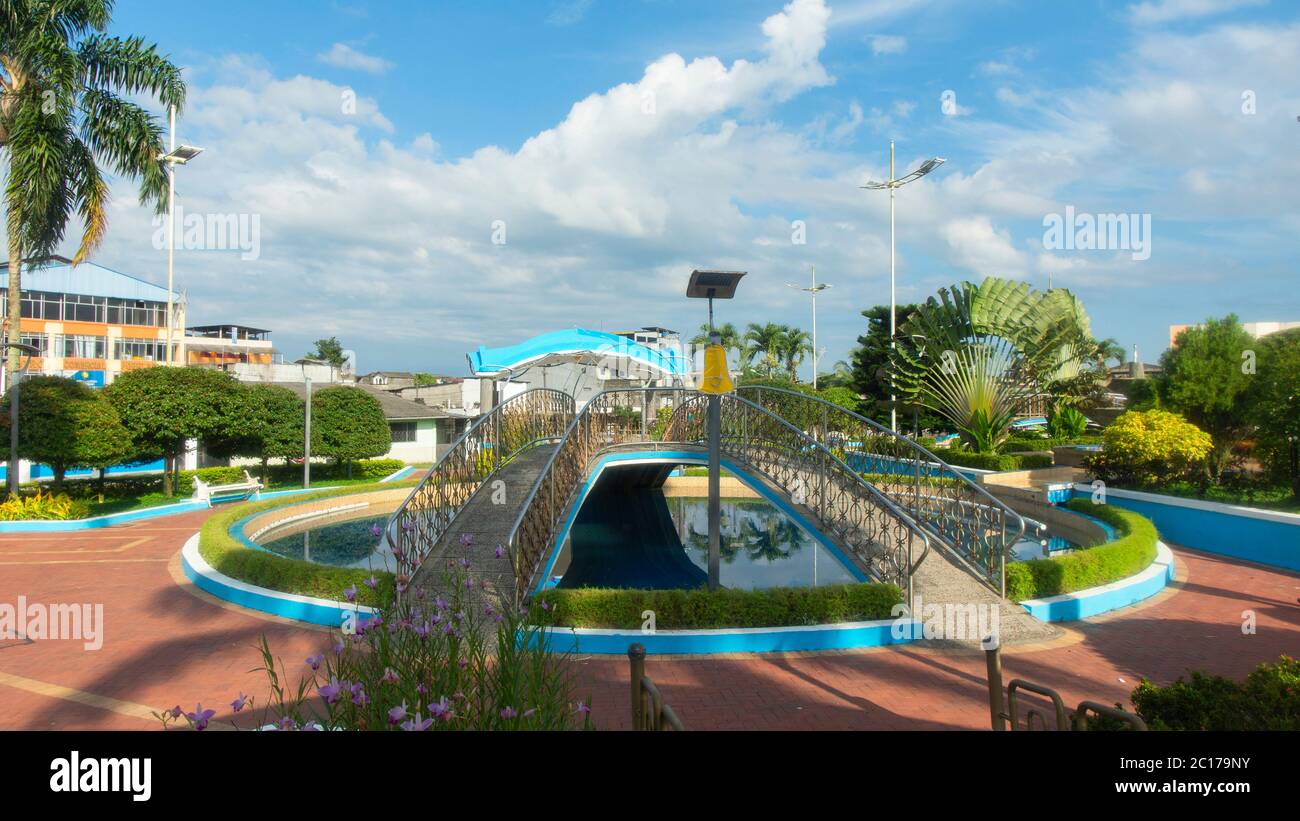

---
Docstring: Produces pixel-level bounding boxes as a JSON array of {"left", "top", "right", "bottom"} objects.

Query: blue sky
[{"left": 75, "top": 0, "right": 1300, "bottom": 375}]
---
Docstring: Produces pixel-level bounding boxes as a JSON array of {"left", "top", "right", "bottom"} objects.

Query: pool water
[
  {"left": 557, "top": 494, "right": 858, "bottom": 591},
  {"left": 259, "top": 513, "right": 395, "bottom": 572}
]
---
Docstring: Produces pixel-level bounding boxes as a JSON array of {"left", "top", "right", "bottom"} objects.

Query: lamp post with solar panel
[
  {"left": 687, "top": 269, "right": 745, "bottom": 591},
  {"left": 159, "top": 105, "right": 204, "bottom": 367}
]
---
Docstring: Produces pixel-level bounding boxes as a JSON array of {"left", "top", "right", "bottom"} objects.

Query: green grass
[
  {"left": 197, "top": 483, "right": 401, "bottom": 609},
  {"left": 1005, "top": 499, "right": 1158, "bottom": 602},
  {"left": 533, "top": 583, "right": 902, "bottom": 630},
  {"left": 941, "top": 451, "right": 1054, "bottom": 472},
  {"left": 81, "top": 475, "right": 393, "bottom": 517},
  {"left": 678, "top": 466, "right": 734, "bottom": 478},
  {"left": 1113, "top": 479, "right": 1300, "bottom": 514}
]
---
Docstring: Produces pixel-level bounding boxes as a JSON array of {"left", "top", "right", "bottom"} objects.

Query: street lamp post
[
  {"left": 862, "top": 143, "right": 945, "bottom": 431},
  {"left": 687, "top": 269, "right": 745, "bottom": 591},
  {"left": 3, "top": 342, "right": 39, "bottom": 497},
  {"left": 159, "top": 106, "right": 204, "bottom": 367},
  {"left": 299, "top": 358, "right": 328, "bottom": 489},
  {"left": 787, "top": 265, "right": 831, "bottom": 390}
]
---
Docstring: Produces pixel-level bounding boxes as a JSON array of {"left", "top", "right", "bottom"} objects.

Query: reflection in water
[
  {"left": 259, "top": 513, "right": 395, "bottom": 572},
  {"left": 670, "top": 496, "right": 856, "bottom": 591}
]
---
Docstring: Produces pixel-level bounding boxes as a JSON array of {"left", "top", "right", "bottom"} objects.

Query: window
[
  {"left": 62, "top": 334, "right": 106, "bottom": 359},
  {"left": 20, "top": 291, "right": 62, "bottom": 320},
  {"left": 19, "top": 333, "right": 47, "bottom": 355},
  {"left": 65, "top": 293, "right": 106, "bottom": 323},
  {"left": 114, "top": 338, "right": 163, "bottom": 361},
  {"left": 108, "top": 298, "right": 165, "bottom": 327},
  {"left": 390, "top": 422, "right": 417, "bottom": 443}
]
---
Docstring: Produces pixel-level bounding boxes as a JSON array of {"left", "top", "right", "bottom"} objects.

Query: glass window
[
  {"left": 390, "top": 422, "right": 417, "bottom": 443},
  {"left": 19, "top": 333, "right": 47, "bottom": 355},
  {"left": 114, "top": 338, "right": 163, "bottom": 361},
  {"left": 62, "top": 334, "right": 106, "bottom": 359}
]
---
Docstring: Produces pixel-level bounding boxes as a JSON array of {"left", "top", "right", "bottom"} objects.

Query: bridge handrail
[
  {"left": 386, "top": 388, "right": 575, "bottom": 595},
  {"left": 506, "top": 388, "right": 930, "bottom": 603},
  {"left": 737, "top": 385, "right": 1026, "bottom": 595}
]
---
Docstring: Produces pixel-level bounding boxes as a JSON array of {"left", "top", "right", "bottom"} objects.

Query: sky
[{"left": 33, "top": 0, "right": 1300, "bottom": 376}]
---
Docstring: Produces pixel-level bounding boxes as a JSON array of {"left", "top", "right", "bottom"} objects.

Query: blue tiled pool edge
[
  {"left": 1020, "top": 541, "right": 1176, "bottom": 622},
  {"left": 527, "top": 618, "right": 924, "bottom": 655}
]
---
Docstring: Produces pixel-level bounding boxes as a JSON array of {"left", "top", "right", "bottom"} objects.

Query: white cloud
[
  {"left": 869, "top": 34, "right": 907, "bottom": 54},
  {"left": 316, "top": 43, "right": 395, "bottom": 74},
  {"left": 1129, "top": 0, "right": 1266, "bottom": 24}
]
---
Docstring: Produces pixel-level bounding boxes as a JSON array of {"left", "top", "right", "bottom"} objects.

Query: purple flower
[
  {"left": 382, "top": 667, "right": 400, "bottom": 685},
  {"left": 168, "top": 705, "right": 183, "bottom": 719},
  {"left": 352, "top": 689, "right": 369, "bottom": 708},
  {"left": 401, "top": 713, "right": 434, "bottom": 732},
  {"left": 430, "top": 697, "right": 451, "bottom": 720},
  {"left": 278, "top": 716, "right": 296, "bottom": 731},
  {"left": 540, "top": 599, "right": 551, "bottom": 611},
  {"left": 459, "top": 557, "right": 471, "bottom": 569},
  {"left": 231, "top": 693, "right": 248, "bottom": 713},
  {"left": 388, "top": 702, "right": 408, "bottom": 725},
  {"left": 435, "top": 597, "right": 449, "bottom": 611},
  {"left": 318, "top": 678, "right": 343, "bottom": 705},
  {"left": 500, "top": 706, "right": 517, "bottom": 720},
  {"left": 343, "top": 584, "right": 357, "bottom": 602},
  {"left": 576, "top": 701, "right": 591, "bottom": 716},
  {"left": 332, "top": 640, "right": 345, "bottom": 655},
  {"left": 416, "top": 683, "right": 428, "bottom": 696},
  {"left": 364, "top": 575, "right": 378, "bottom": 589},
  {"left": 369, "top": 523, "right": 383, "bottom": 537},
  {"left": 458, "top": 533, "right": 473, "bottom": 547},
  {"left": 187, "top": 704, "right": 216, "bottom": 731},
  {"left": 414, "top": 622, "right": 430, "bottom": 640},
  {"left": 306, "top": 654, "right": 324, "bottom": 671},
  {"left": 495, "top": 545, "right": 505, "bottom": 559},
  {"left": 401, "top": 520, "right": 414, "bottom": 532}
]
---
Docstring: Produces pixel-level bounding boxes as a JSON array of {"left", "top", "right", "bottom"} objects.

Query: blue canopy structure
[{"left": 467, "top": 328, "right": 688, "bottom": 379}]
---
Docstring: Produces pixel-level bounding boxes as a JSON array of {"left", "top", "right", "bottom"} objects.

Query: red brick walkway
[{"left": 2, "top": 511, "right": 1297, "bottom": 730}]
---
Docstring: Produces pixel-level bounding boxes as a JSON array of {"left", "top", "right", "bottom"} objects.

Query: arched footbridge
[{"left": 388, "top": 387, "right": 1048, "bottom": 637}]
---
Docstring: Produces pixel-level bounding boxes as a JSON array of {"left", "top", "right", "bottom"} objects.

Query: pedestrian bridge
[{"left": 388, "top": 386, "right": 1029, "bottom": 611}]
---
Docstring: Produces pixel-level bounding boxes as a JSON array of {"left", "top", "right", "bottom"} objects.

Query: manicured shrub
[
  {"left": 0, "top": 490, "right": 91, "bottom": 521},
  {"left": 942, "top": 451, "right": 1054, "bottom": 472},
  {"left": 1005, "top": 499, "right": 1158, "bottom": 601},
  {"left": 197, "top": 484, "right": 399, "bottom": 608},
  {"left": 1126, "top": 655, "right": 1300, "bottom": 731},
  {"left": 1088, "top": 409, "right": 1213, "bottom": 485},
  {"left": 0, "top": 376, "right": 133, "bottom": 490},
  {"left": 533, "top": 583, "right": 902, "bottom": 630}
]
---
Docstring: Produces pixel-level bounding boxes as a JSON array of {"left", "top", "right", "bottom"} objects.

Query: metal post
[
  {"left": 7, "top": 376, "right": 18, "bottom": 497},
  {"left": 166, "top": 105, "right": 176, "bottom": 366},
  {"left": 707, "top": 393, "right": 721, "bottom": 591},
  {"left": 641, "top": 389, "right": 648, "bottom": 439},
  {"left": 889, "top": 140, "right": 897, "bottom": 433},
  {"left": 628, "top": 643, "right": 646, "bottom": 731},
  {"left": 303, "top": 375, "right": 313, "bottom": 489},
  {"left": 985, "top": 640, "right": 1006, "bottom": 731}
]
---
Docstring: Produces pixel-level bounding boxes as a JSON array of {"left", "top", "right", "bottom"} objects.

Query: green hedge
[
  {"left": 197, "top": 484, "right": 399, "bottom": 609},
  {"left": 942, "top": 451, "right": 1054, "bottom": 472},
  {"left": 532, "top": 583, "right": 902, "bottom": 630},
  {"left": 1124, "top": 655, "right": 1300, "bottom": 730},
  {"left": 1005, "top": 500, "right": 1158, "bottom": 601}
]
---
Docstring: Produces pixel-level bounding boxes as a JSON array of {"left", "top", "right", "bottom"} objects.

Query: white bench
[{"left": 192, "top": 470, "right": 264, "bottom": 507}]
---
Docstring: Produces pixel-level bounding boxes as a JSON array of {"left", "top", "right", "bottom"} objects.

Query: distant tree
[
  {"left": 1094, "top": 337, "right": 1126, "bottom": 369},
  {"left": 742, "top": 322, "right": 786, "bottom": 377},
  {"left": 104, "top": 367, "right": 243, "bottom": 495},
  {"left": 1248, "top": 328, "right": 1300, "bottom": 499},
  {"left": 204, "top": 384, "right": 304, "bottom": 482},
  {"left": 308, "top": 337, "right": 348, "bottom": 369},
  {"left": 310, "top": 387, "right": 391, "bottom": 474},
  {"left": 0, "top": 377, "right": 132, "bottom": 490},
  {"left": 816, "top": 360, "right": 854, "bottom": 389},
  {"left": 1159, "top": 315, "right": 1256, "bottom": 480},
  {"left": 849, "top": 303, "right": 937, "bottom": 428},
  {"left": 778, "top": 326, "right": 812, "bottom": 382},
  {"left": 413, "top": 373, "right": 439, "bottom": 387}
]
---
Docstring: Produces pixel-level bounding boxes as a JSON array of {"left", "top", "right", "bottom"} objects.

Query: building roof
[
  {"left": 361, "top": 371, "right": 415, "bottom": 379},
  {"left": 2, "top": 256, "right": 178, "bottom": 303},
  {"left": 269, "top": 382, "right": 447, "bottom": 421}
]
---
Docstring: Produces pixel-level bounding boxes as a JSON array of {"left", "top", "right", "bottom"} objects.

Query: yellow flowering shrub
[
  {"left": 1090, "top": 410, "right": 1213, "bottom": 484},
  {"left": 0, "top": 489, "right": 92, "bottom": 521}
]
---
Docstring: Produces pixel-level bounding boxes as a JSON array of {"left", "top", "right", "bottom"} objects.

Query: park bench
[{"left": 192, "top": 470, "right": 264, "bottom": 507}]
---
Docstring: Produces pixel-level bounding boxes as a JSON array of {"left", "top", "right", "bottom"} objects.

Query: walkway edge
[{"left": 180, "top": 532, "right": 377, "bottom": 628}]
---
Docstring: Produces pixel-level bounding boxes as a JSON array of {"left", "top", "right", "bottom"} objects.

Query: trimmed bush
[
  {"left": 943, "top": 451, "right": 1054, "bottom": 472},
  {"left": 1088, "top": 409, "right": 1213, "bottom": 485},
  {"left": 533, "top": 583, "right": 902, "bottom": 630},
  {"left": 197, "top": 484, "right": 398, "bottom": 609},
  {"left": 1127, "top": 655, "right": 1300, "bottom": 730},
  {"left": 1005, "top": 499, "right": 1158, "bottom": 601}
]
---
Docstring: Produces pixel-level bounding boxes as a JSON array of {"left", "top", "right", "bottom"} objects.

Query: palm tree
[
  {"left": 778, "top": 326, "right": 812, "bottom": 382},
  {"left": 2, "top": 2, "right": 185, "bottom": 388},
  {"left": 690, "top": 322, "right": 742, "bottom": 363},
  {"left": 743, "top": 322, "right": 786, "bottom": 377}
]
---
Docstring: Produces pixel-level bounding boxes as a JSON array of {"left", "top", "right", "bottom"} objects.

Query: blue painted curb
[
  {"left": 0, "top": 486, "right": 341, "bottom": 533},
  {"left": 527, "top": 618, "right": 923, "bottom": 655},
  {"left": 180, "top": 532, "right": 377, "bottom": 628},
  {"left": 1020, "top": 542, "right": 1175, "bottom": 622}
]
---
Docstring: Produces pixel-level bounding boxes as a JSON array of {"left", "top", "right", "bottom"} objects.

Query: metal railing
[
  {"left": 506, "top": 389, "right": 695, "bottom": 601},
  {"left": 986, "top": 642, "right": 1146, "bottom": 731},
  {"left": 387, "top": 388, "right": 575, "bottom": 593},
  {"left": 664, "top": 393, "right": 930, "bottom": 599},
  {"left": 628, "top": 643, "right": 685, "bottom": 731},
  {"left": 737, "top": 386, "right": 1025, "bottom": 595}
]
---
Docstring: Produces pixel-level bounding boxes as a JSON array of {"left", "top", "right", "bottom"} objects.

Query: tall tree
[
  {"left": 204, "top": 383, "right": 304, "bottom": 482},
  {"left": 1248, "top": 328, "right": 1300, "bottom": 499},
  {"left": 1159, "top": 315, "right": 1256, "bottom": 480},
  {"left": 778, "top": 326, "right": 811, "bottom": 382},
  {"left": 104, "top": 367, "right": 243, "bottom": 495},
  {"left": 849, "top": 303, "right": 922, "bottom": 424},
  {"left": 2, "top": 2, "right": 185, "bottom": 389},
  {"left": 0, "top": 375, "right": 131, "bottom": 489},
  {"left": 689, "top": 322, "right": 742, "bottom": 357},
  {"left": 742, "top": 322, "right": 785, "bottom": 377},
  {"left": 308, "top": 337, "right": 348, "bottom": 369},
  {"left": 310, "top": 387, "right": 391, "bottom": 474}
]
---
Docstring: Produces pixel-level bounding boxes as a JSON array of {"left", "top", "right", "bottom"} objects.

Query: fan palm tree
[
  {"left": 742, "top": 322, "right": 786, "bottom": 377},
  {"left": 2, "top": 1, "right": 185, "bottom": 388},
  {"left": 778, "top": 326, "right": 812, "bottom": 382}
]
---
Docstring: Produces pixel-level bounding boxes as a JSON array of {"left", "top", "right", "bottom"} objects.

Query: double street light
[
  {"left": 787, "top": 265, "right": 831, "bottom": 390},
  {"left": 862, "top": 142, "right": 945, "bottom": 432}
]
